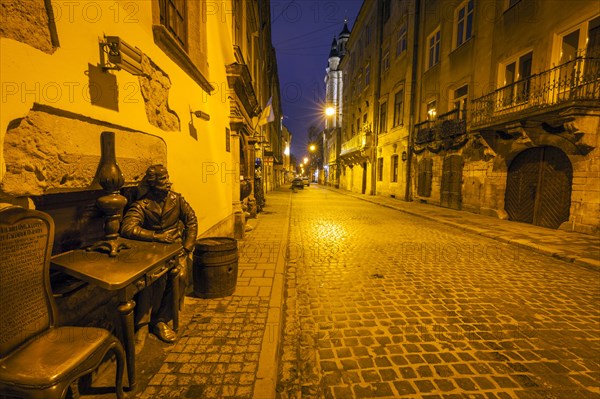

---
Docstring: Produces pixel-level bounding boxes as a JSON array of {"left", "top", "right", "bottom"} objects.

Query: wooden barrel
[{"left": 193, "top": 237, "right": 238, "bottom": 298}]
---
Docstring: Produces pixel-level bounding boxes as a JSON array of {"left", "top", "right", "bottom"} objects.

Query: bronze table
[{"left": 50, "top": 239, "right": 183, "bottom": 391}]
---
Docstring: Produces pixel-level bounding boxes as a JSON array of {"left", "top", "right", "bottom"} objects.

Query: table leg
[
  {"left": 169, "top": 265, "right": 181, "bottom": 332},
  {"left": 117, "top": 298, "right": 137, "bottom": 391}
]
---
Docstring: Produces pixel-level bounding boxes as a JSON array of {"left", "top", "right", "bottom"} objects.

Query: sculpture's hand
[{"left": 154, "top": 231, "right": 176, "bottom": 243}]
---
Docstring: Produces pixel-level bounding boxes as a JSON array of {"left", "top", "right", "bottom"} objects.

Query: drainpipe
[
  {"left": 405, "top": 0, "right": 421, "bottom": 202},
  {"left": 370, "top": 0, "right": 385, "bottom": 196}
]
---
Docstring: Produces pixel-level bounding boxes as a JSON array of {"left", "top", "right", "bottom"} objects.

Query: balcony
[
  {"left": 340, "top": 123, "right": 371, "bottom": 162},
  {"left": 341, "top": 133, "right": 366, "bottom": 154},
  {"left": 472, "top": 57, "right": 600, "bottom": 129},
  {"left": 413, "top": 109, "right": 467, "bottom": 153}
]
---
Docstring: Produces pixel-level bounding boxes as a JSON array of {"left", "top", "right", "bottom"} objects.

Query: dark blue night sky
[{"left": 271, "top": 0, "right": 363, "bottom": 159}]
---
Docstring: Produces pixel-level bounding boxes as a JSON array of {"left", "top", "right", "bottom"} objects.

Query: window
[
  {"left": 383, "top": 46, "right": 390, "bottom": 71},
  {"left": 232, "top": 0, "right": 242, "bottom": 45},
  {"left": 427, "top": 28, "right": 441, "bottom": 68},
  {"left": 383, "top": 0, "right": 391, "bottom": 22},
  {"left": 154, "top": 0, "right": 210, "bottom": 92},
  {"left": 379, "top": 102, "right": 387, "bottom": 133},
  {"left": 427, "top": 100, "right": 437, "bottom": 120},
  {"left": 500, "top": 51, "right": 533, "bottom": 105},
  {"left": 507, "top": 0, "right": 521, "bottom": 8},
  {"left": 557, "top": 16, "right": 600, "bottom": 62},
  {"left": 453, "top": 85, "right": 468, "bottom": 119},
  {"left": 377, "top": 158, "right": 384, "bottom": 181},
  {"left": 396, "top": 24, "right": 407, "bottom": 57},
  {"left": 587, "top": 17, "right": 600, "bottom": 58},
  {"left": 554, "top": 17, "right": 600, "bottom": 95},
  {"left": 393, "top": 89, "right": 404, "bottom": 127},
  {"left": 391, "top": 155, "right": 399, "bottom": 183},
  {"left": 455, "top": 0, "right": 474, "bottom": 48},
  {"left": 365, "top": 64, "right": 371, "bottom": 86},
  {"left": 160, "top": 0, "right": 187, "bottom": 47}
]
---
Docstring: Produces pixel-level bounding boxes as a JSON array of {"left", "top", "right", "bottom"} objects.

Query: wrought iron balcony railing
[
  {"left": 472, "top": 57, "right": 600, "bottom": 127},
  {"left": 415, "top": 120, "right": 435, "bottom": 144},
  {"left": 438, "top": 109, "right": 467, "bottom": 139},
  {"left": 414, "top": 109, "right": 466, "bottom": 144}
]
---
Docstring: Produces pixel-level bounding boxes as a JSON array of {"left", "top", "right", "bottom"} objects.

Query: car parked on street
[
  {"left": 302, "top": 176, "right": 310, "bottom": 186},
  {"left": 291, "top": 177, "right": 304, "bottom": 190}
]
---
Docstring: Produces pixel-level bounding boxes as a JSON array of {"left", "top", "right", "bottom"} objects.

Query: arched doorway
[{"left": 505, "top": 146, "right": 573, "bottom": 229}]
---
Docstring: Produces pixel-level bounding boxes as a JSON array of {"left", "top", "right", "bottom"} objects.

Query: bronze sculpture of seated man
[{"left": 121, "top": 164, "right": 198, "bottom": 343}]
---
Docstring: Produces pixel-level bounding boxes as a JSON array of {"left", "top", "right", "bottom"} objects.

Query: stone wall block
[
  {"left": 1, "top": 106, "right": 167, "bottom": 196},
  {"left": 0, "top": 0, "right": 57, "bottom": 54}
]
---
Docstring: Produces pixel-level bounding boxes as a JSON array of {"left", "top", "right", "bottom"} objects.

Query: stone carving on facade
[{"left": 139, "top": 55, "right": 181, "bottom": 132}]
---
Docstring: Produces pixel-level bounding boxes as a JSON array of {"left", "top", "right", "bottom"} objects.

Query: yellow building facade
[{"left": 1, "top": 0, "right": 281, "bottom": 244}]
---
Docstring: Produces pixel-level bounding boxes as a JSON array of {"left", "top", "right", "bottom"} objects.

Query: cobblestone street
[{"left": 277, "top": 186, "right": 600, "bottom": 399}]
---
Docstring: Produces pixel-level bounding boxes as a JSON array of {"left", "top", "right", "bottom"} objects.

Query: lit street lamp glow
[
  {"left": 325, "top": 106, "right": 335, "bottom": 116},
  {"left": 309, "top": 144, "right": 316, "bottom": 152}
]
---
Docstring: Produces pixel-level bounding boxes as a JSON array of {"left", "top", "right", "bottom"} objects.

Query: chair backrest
[{"left": 0, "top": 206, "right": 56, "bottom": 358}]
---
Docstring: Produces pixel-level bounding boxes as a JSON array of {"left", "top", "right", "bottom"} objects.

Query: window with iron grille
[
  {"left": 160, "top": 0, "right": 187, "bottom": 48},
  {"left": 377, "top": 157, "right": 384, "bottom": 181}
]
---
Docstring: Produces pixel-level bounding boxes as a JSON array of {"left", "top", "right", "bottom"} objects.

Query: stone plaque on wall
[{"left": 0, "top": 206, "right": 55, "bottom": 356}]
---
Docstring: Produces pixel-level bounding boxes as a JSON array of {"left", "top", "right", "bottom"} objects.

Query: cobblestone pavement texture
[
  {"left": 330, "top": 188, "right": 599, "bottom": 272},
  {"left": 277, "top": 185, "right": 600, "bottom": 399},
  {"left": 84, "top": 185, "right": 598, "bottom": 399}
]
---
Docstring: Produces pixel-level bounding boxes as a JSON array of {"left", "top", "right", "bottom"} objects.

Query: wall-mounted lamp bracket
[
  {"left": 191, "top": 110, "right": 211, "bottom": 121},
  {"left": 100, "top": 36, "right": 144, "bottom": 76}
]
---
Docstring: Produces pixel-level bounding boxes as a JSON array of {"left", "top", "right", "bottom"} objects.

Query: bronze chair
[{"left": 0, "top": 206, "right": 125, "bottom": 398}]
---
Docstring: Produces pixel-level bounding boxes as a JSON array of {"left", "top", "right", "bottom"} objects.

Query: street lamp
[
  {"left": 309, "top": 144, "right": 316, "bottom": 152},
  {"left": 325, "top": 106, "right": 335, "bottom": 117}
]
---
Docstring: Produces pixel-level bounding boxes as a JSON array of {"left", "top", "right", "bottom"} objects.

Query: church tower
[
  {"left": 325, "top": 19, "right": 351, "bottom": 131},
  {"left": 337, "top": 20, "right": 351, "bottom": 59}
]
